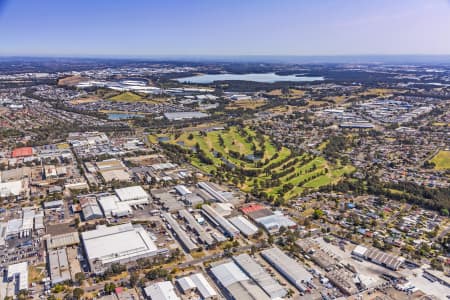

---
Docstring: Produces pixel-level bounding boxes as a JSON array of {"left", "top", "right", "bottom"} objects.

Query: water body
[
  {"left": 107, "top": 113, "right": 144, "bottom": 120},
  {"left": 174, "top": 72, "right": 324, "bottom": 83}
]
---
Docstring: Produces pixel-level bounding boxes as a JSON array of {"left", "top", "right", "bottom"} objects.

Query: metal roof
[
  {"left": 7, "top": 262, "right": 28, "bottom": 292},
  {"left": 229, "top": 216, "right": 258, "bottom": 237},
  {"left": 115, "top": 185, "right": 149, "bottom": 205},
  {"left": 144, "top": 281, "right": 180, "bottom": 300},
  {"left": 261, "top": 247, "right": 312, "bottom": 292},
  {"left": 82, "top": 223, "right": 158, "bottom": 268},
  {"left": 233, "top": 253, "right": 287, "bottom": 299}
]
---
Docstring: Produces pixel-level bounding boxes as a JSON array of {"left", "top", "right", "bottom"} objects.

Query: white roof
[
  {"left": 81, "top": 223, "right": 157, "bottom": 265},
  {"left": 0, "top": 180, "right": 23, "bottom": 197},
  {"left": 144, "top": 281, "right": 180, "bottom": 300},
  {"left": 352, "top": 245, "right": 368, "bottom": 257},
  {"left": 190, "top": 273, "right": 218, "bottom": 298},
  {"left": 229, "top": 216, "right": 258, "bottom": 237},
  {"left": 176, "top": 276, "right": 196, "bottom": 291},
  {"left": 7, "top": 262, "right": 28, "bottom": 291},
  {"left": 98, "top": 195, "right": 121, "bottom": 214},
  {"left": 210, "top": 261, "right": 249, "bottom": 287},
  {"left": 115, "top": 185, "right": 149, "bottom": 203}
]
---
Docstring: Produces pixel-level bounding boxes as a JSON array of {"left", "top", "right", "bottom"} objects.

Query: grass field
[
  {"left": 226, "top": 98, "right": 267, "bottom": 110},
  {"left": 108, "top": 91, "right": 144, "bottom": 102},
  {"left": 430, "top": 150, "right": 450, "bottom": 170},
  {"left": 151, "top": 126, "right": 353, "bottom": 202}
]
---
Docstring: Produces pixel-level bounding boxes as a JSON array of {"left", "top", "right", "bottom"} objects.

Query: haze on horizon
[{"left": 1, "top": 0, "right": 450, "bottom": 58}]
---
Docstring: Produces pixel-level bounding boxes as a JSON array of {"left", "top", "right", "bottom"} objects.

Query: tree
[
  {"left": 72, "top": 288, "right": 84, "bottom": 300},
  {"left": 104, "top": 282, "right": 116, "bottom": 294},
  {"left": 129, "top": 272, "right": 139, "bottom": 287},
  {"left": 74, "top": 272, "right": 85, "bottom": 285},
  {"left": 312, "top": 209, "right": 324, "bottom": 220}
]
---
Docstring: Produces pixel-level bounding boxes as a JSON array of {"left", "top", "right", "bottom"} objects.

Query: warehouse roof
[
  {"left": 177, "top": 273, "right": 218, "bottom": 299},
  {"left": 261, "top": 247, "right": 312, "bottom": 292},
  {"left": 255, "top": 214, "right": 296, "bottom": 232},
  {"left": 229, "top": 216, "right": 258, "bottom": 237},
  {"left": 115, "top": 186, "right": 149, "bottom": 203},
  {"left": 7, "top": 262, "right": 28, "bottom": 292},
  {"left": 82, "top": 223, "right": 157, "bottom": 267},
  {"left": 233, "top": 253, "right": 287, "bottom": 299},
  {"left": 144, "top": 281, "right": 180, "bottom": 300},
  {"left": 210, "top": 261, "right": 249, "bottom": 287},
  {"left": 11, "top": 147, "right": 33, "bottom": 158},
  {"left": 47, "top": 232, "right": 80, "bottom": 250},
  {"left": 0, "top": 180, "right": 23, "bottom": 198}
]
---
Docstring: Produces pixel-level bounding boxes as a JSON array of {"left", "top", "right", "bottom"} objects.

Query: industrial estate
[{"left": 0, "top": 57, "right": 448, "bottom": 300}]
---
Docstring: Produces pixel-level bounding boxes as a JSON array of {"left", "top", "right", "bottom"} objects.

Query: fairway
[
  {"left": 430, "top": 150, "right": 450, "bottom": 170},
  {"left": 151, "top": 126, "right": 353, "bottom": 202}
]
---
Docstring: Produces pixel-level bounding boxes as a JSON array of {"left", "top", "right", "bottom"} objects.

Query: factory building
[
  {"left": 176, "top": 273, "right": 218, "bottom": 299},
  {"left": 178, "top": 209, "right": 215, "bottom": 247},
  {"left": 98, "top": 195, "right": 132, "bottom": 218},
  {"left": 7, "top": 262, "right": 28, "bottom": 294},
  {"left": 201, "top": 205, "right": 239, "bottom": 238},
  {"left": 352, "top": 245, "right": 403, "bottom": 270},
  {"left": 228, "top": 216, "right": 258, "bottom": 237},
  {"left": 81, "top": 223, "right": 160, "bottom": 274},
  {"left": 80, "top": 197, "right": 103, "bottom": 220},
  {"left": 197, "top": 182, "right": 231, "bottom": 203},
  {"left": 144, "top": 281, "right": 181, "bottom": 300},
  {"left": 115, "top": 185, "right": 150, "bottom": 206},
  {"left": 48, "top": 248, "right": 71, "bottom": 285},
  {"left": 162, "top": 212, "right": 199, "bottom": 253},
  {"left": 261, "top": 247, "right": 312, "bottom": 292},
  {"left": 209, "top": 261, "right": 270, "bottom": 300},
  {"left": 233, "top": 253, "right": 287, "bottom": 299}
]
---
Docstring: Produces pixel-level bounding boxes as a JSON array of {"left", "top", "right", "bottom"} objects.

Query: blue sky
[{"left": 1, "top": 0, "right": 450, "bottom": 57}]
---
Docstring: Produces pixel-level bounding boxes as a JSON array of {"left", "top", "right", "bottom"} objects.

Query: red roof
[
  {"left": 241, "top": 204, "right": 266, "bottom": 214},
  {"left": 11, "top": 147, "right": 33, "bottom": 158},
  {"left": 115, "top": 287, "right": 123, "bottom": 294}
]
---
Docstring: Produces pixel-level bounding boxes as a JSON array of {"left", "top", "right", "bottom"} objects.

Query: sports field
[
  {"left": 430, "top": 150, "right": 450, "bottom": 170},
  {"left": 151, "top": 126, "right": 354, "bottom": 202}
]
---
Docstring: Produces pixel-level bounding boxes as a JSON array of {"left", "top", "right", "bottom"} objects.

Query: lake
[{"left": 174, "top": 72, "right": 324, "bottom": 83}]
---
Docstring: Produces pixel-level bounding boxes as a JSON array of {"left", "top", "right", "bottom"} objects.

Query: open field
[
  {"left": 69, "top": 95, "right": 100, "bottom": 105},
  {"left": 265, "top": 88, "right": 306, "bottom": 98},
  {"left": 430, "top": 150, "right": 450, "bottom": 170},
  {"left": 151, "top": 126, "right": 353, "bottom": 201},
  {"left": 108, "top": 91, "right": 144, "bottom": 102},
  {"left": 226, "top": 98, "right": 267, "bottom": 110}
]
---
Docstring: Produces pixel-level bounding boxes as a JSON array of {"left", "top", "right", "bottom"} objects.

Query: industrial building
[
  {"left": 7, "top": 262, "right": 28, "bottom": 293},
  {"left": 254, "top": 214, "right": 296, "bottom": 233},
  {"left": 178, "top": 209, "right": 215, "bottom": 247},
  {"left": 98, "top": 195, "right": 132, "bottom": 218},
  {"left": 228, "top": 216, "right": 258, "bottom": 237},
  {"left": 81, "top": 223, "right": 159, "bottom": 274},
  {"left": 164, "top": 111, "right": 208, "bottom": 121},
  {"left": 115, "top": 185, "right": 150, "bottom": 206},
  {"left": 162, "top": 212, "right": 199, "bottom": 253},
  {"left": 209, "top": 261, "right": 270, "bottom": 300},
  {"left": 326, "top": 268, "right": 359, "bottom": 296},
  {"left": 46, "top": 232, "right": 80, "bottom": 250},
  {"left": 0, "top": 180, "right": 23, "bottom": 198},
  {"left": 202, "top": 205, "right": 239, "bottom": 237},
  {"left": 144, "top": 281, "right": 181, "bottom": 300},
  {"left": 261, "top": 247, "right": 312, "bottom": 292},
  {"left": 233, "top": 253, "right": 287, "bottom": 299},
  {"left": 197, "top": 182, "right": 231, "bottom": 202},
  {"left": 176, "top": 273, "right": 218, "bottom": 299},
  {"left": 48, "top": 248, "right": 71, "bottom": 285},
  {"left": 174, "top": 185, "right": 192, "bottom": 196},
  {"left": 80, "top": 197, "right": 103, "bottom": 220},
  {"left": 352, "top": 245, "right": 403, "bottom": 270}
]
